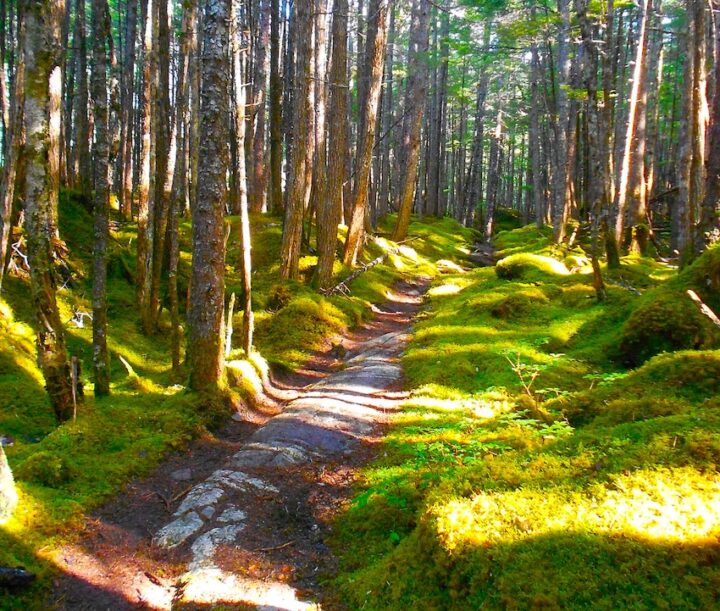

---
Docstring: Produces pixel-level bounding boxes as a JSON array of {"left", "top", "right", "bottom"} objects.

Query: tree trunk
[
  {"left": 23, "top": 0, "right": 75, "bottom": 421},
  {"left": 74, "top": 0, "right": 91, "bottom": 196},
  {"left": 392, "top": 0, "right": 431, "bottom": 242},
  {"left": 279, "top": 0, "right": 313, "bottom": 279},
  {"left": 120, "top": 0, "right": 138, "bottom": 219},
  {"left": 91, "top": 0, "right": 111, "bottom": 395},
  {"left": 344, "top": 0, "right": 389, "bottom": 265},
  {"left": 316, "top": 0, "right": 348, "bottom": 289},
  {"left": 552, "top": 0, "right": 571, "bottom": 243},
  {"left": 188, "top": 0, "right": 230, "bottom": 392},
  {"left": 250, "top": 0, "right": 270, "bottom": 213},
  {"left": 268, "top": 0, "right": 282, "bottom": 215},
  {"left": 231, "top": 0, "right": 254, "bottom": 354},
  {"left": 615, "top": 0, "right": 651, "bottom": 253}
]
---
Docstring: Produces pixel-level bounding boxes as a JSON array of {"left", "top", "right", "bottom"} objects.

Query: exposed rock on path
[{"left": 49, "top": 278, "right": 429, "bottom": 610}]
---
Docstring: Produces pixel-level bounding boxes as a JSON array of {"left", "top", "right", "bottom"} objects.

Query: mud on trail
[{"left": 48, "top": 277, "right": 429, "bottom": 610}]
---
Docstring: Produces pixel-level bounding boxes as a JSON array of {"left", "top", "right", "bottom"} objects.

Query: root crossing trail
[{"left": 50, "top": 277, "right": 429, "bottom": 610}]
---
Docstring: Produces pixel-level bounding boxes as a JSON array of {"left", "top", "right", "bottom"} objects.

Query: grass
[
  {"left": 0, "top": 196, "right": 472, "bottom": 606},
  {"left": 330, "top": 226, "right": 720, "bottom": 609}
]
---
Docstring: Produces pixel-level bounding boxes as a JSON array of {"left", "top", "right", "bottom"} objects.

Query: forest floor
[{"left": 48, "top": 277, "right": 431, "bottom": 610}]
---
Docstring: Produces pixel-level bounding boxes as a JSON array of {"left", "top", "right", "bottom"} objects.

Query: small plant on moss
[
  {"left": 15, "top": 451, "right": 74, "bottom": 487},
  {"left": 266, "top": 284, "right": 292, "bottom": 311}
]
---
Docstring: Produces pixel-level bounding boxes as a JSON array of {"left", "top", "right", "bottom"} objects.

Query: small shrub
[
  {"left": 266, "top": 284, "right": 292, "bottom": 311},
  {"left": 16, "top": 451, "right": 74, "bottom": 487}
]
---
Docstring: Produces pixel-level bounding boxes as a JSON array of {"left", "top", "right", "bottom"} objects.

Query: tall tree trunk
[
  {"left": 74, "top": 0, "right": 91, "bottom": 196},
  {"left": 120, "top": 0, "right": 138, "bottom": 219},
  {"left": 615, "top": 0, "right": 651, "bottom": 253},
  {"left": 148, "top": 0, "right": 171, "bottom": 331},
  {"left": 136, "top": 0, "right": 155, "bottom": 321},
  {"left": 530, "top": 27, "right": 544, "bottom": 229},
  {"left": 268, "top": 0, "right": 282, "bottom": 215},
  {"left": 0, "top": 19, "right": 23, "bottom": 292},
  {"left": 676, "top": 0, "right": 707, "bottom": 264},
  {"left": 91, "top": 0, "right": 111, "bottom": 395},
  {"left": 188, "top": 0, "right": 230, "bottom": 391},
  {"left": 23, "top": 0, "right": 75, "bottom": 420},
  {"left": 392, "top": 0, "right": 431, "bottom": 242},
  {"left": 279, "top": 1, "right": 313, "bottom": 279},
  {"left": 316, "top": 0, "right": 348, "bottom": 289},
  {"left": 343, "top": 0, "right": 389, "bottom": 265},
  {"left": 168, "top": 0, "right": 195, "bottom": 371},
  {"left": 699, "top": 0, "right": 720, "bottom": 250},
  {"left": 552, "top": 0, "right": 571, "bottom": 243},
  {"left": 231, "top": 0, "right": 254, "bottom": 354},
  {"left": 250, "top": 0, "right": 270, "bottom": 213}
]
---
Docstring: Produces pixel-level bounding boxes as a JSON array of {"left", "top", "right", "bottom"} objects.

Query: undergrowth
[
  {"left": 0, "top": 195, "right": 471, "bottom": 606},
  {"left": 331, "top": 227, "right": 720, "bottom": 609}
]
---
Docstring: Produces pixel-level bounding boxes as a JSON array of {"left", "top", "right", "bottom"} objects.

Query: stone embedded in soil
[
  {"left": 209, "top": 469, "right": 279, "bottom": 493},
  {"left": 189, "top": 524, "right": 245, "bottom": 571},
  {"left": 154, "top": 511, "right": 204, "bottom": 548},
  {"left": 171, "top": 468, "right": 193, "bottom": 481},
  {"left": 217, "top": 506, "right": 248, "bottom": 523},
  {"left": 175, "top": 483, "right": 225, "bottom": 516}
]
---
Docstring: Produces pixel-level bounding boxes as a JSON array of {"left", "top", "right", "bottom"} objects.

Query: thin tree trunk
[
  {"left": 268, "top": 0, "right": 282, "bottom": 215},
  {"left": 91, "top": 0, "right": 111, "bottom": 395},
  {"left": 232, "top": 0, "right": 254, "bottom": 354}
]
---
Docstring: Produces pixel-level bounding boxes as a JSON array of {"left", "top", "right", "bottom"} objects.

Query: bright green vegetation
[
  {"left": 0, "top": 194, "right": 472, "bottom": 604},
  {"left": 331, "top": 227, "right": 720, "bottom": 609}
]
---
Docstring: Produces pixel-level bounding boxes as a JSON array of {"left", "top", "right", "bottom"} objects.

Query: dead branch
[
  {"left": 687, "top": 290, "right": 720, "bottom": 328},
  {"left": 321, "top": 237, "right": 420, "bottom": 296}
]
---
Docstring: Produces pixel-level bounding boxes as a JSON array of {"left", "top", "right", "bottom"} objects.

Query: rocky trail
[{"left": 49, "top": 277, "right": 429, "bottom": 610}]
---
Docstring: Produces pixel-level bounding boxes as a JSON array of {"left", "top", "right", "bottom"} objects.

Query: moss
[
  {"left": 331, "top": 224, "right": 720, "bottom": 611},
  {"left": 490, "top": 288, "right": 549, "bottom": 320},
  {"left": 617, "top": 246, "right": 720, "bottom": 366},
  {"left": 14, "top": 451, "right": 74, "bottom": 488},
  {"left": 495, "top": 253, "right": 570, "bottom": 280}
]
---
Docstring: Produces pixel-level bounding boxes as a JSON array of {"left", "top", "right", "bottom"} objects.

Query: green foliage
[{"left": 331, "top": 225, "right": 720, "bottom": 610}]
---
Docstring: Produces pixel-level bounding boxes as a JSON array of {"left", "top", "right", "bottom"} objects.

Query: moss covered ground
[
  {"left": 0, "top": 196, "right": 472, "bottom": 606},
  {"left": 330, "top": 226, "right": 720, "bottom": 609}
]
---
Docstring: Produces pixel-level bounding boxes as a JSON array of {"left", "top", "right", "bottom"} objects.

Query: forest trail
[{"left": 49, "top": 277, "right": 430, "bottom": 610}]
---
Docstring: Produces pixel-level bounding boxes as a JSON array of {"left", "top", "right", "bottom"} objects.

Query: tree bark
[
  {"left": 391, "top": 0, "right": 431, "bottom": 242},
  {"left": 279, "top": 0, "right": 313, "bottom": 279},
  {"left": 188, "top": 0, "right": 230, "bottom": 392},
  {"left": 316, "top": 0, "right": 348, "bottom": 289},
  {"left": 344, "top": 0, "right": 389, "bottom": 265},
  {"left": 23, "top": 0, "right": 75, "bottom": 421}
]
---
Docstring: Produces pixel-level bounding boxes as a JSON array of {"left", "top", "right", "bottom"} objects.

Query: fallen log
[{"left": 321, "top": 237, "right": 420, "bottom": 296}]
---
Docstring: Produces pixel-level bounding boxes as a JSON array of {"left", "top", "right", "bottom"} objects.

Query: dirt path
[{"left": 49, "top": 277, "right": 429, "bottom": 610}]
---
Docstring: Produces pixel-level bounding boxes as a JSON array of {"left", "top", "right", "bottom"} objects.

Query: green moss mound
[
  {"left": 495, "top": 253, "right": 569, "bottom": 280},
  {"left": 618, "top": 245, "right": 720, "bottom": 366}
]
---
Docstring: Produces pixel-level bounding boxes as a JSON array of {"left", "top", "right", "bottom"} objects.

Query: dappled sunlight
[{"left": 432, "top": 468, "right": 720, "bottom": 554}]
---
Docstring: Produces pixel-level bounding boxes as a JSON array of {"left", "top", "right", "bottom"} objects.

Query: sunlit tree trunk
[
  {"left": 188, "top": 0, "right": 230, "bottom": 391},
  {"left": 316, "top": 0, "right": 348, "bottom": 289},
  {"left": 344, "top": 0, "right": 389, "bottom": 264},
  {"left": 392, "top": 0, "right": 431, "bottom": 242},
  {"left": 23, "top": 0, "right": 75, "bottom": 420},
  {"left": 279, "top": 0, "right": 313, "bottom": 279}
]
